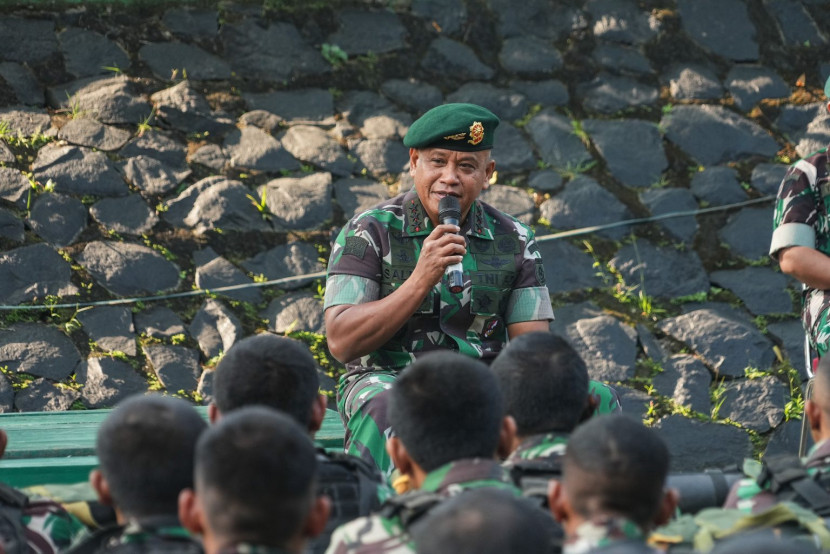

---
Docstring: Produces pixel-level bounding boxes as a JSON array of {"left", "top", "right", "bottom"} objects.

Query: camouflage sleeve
[
  {"left": 22, "top": 499, "right": 89, "bottom": 553},
  {"left": 324, "top": 275, "right": 380, "bottom": 309},
  {"left": 769, "top": 160, "right": 820, "bottom": 259},
  {"left": 324, "top": 515, "right": 413, "bottom": 554},
  {"left": 505, "top": 222, "right": 553, "bottom": 323},
  {"left": 324, "top": 213, "right": 385, "bottom": 308}
]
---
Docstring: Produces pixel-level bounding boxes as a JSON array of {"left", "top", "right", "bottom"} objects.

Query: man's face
[{"left": 410, "top": 147, "right": 496, "bottom": 226}]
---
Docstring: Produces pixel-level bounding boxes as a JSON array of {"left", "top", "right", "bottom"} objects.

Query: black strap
[
  {"left": 0, "top": 483, "right": 28, "bottom": 509},
  {"left": 378, "top": 491, "right": 444, "bottom": 530}
]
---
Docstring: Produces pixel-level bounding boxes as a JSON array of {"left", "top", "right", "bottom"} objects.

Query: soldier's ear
[
  {"left": 309, "top": 394, "right": 327, "bottom": 435},
  {"left": 90, "top": 469, "right": 114, "bottom": 507},
  {"left": 178, "top": 488, "right": 205, "bottom": 536},
  {"left": 387, "top": 437, "right": 414, "bottom": 477},
  {"left": 0, "top": 429, "right": 6, "bottom": 458},
  {"left": 208, "top": 402, "right": 220, "bottom": 424},
  {"left": 302, "top": 495, "right": 331, "bottom": 539},
  {"left": 654, "top": 488, "right": 679, "bottom": 527},
  {"left": 547, "top": 480, "right": 568, "bottom": 523},
  {"left": 496, "top": 415, "right": 518, "bottom": 460},
  {"left": 580, "top": 395, "right": 598, "bottom": 423},
  {"left": 408, "top": 148, "right": 420, "bottom": 176}
]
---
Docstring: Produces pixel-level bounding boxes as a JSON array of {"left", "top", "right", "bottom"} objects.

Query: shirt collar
[
  {"left": 420, "top": 458, "right": 513, "bottom": 493},
  {"left": 401, "top": 188, "right": 493, "bottom": 240},
  {"left": 564, "top": 517, "right": 648, "bottom": 554}
]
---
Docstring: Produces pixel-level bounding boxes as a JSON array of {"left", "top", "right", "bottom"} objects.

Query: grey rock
[
  {"left": 188, "top": 299, "right": 242, "bottom": 360},
  {"left": 795, "top": 110, "right": 830, "bottom": 159},
  {"left": 657, "top": 303, "right": 776, "bottom": 377},
  {"left": 260, "top": 172, "right": 333, "bottom": 231},
  {"left": 0, "top": 244, "right": 77, "bottom": 304},
  {"left": 491, "top": 123, "right": 536, "bottom": 173},
  {"left": 726, "top": 65, "right": 790, "bottom": 111},
  {"left": 59, "top": 27, "right": 130, "bottom": 78},
  {"left": 587, "top": 0, "right": 659, "bottom": 44},
  {"left": 639, "top": 188, "right": 699, "bottom": 244},
  {"left": 333, "top": 177, "right": 389, "bottom": 219},
  {"left": 0, "top": 141, "right": 12, "bottom": 163},
  {"left": 0, "top": 62, "right": 44, "bottom": 105},
  {"left": 637, "top": 323, "right": 666, "bottom": 364},
  {"left": 720, "top": 376, "right": 787, "bottom": 433},
  {"left": 764, "top": 420, "right": 809, "bottom": 459},
  {"left": 353, "top": 139, "right": 409, "bottom": 176},
  {"left": 164, "top": 177, "right": 272, "bottom": 234},
  {"left": 0, "top": 167, "right": 33, "bottom": 207},
  {"left": 139, "top": 42, "right": 232, "bottom": 81},
  {"left": 525, "top": 108, "right": 592, "bottom": 169},
  {"left": 411, "top": 0, "right": 466, "bottom": 35},
  {"left": 0, "top": 208, "right": 23, "bottom": 243},
  {"left": 57, "top": 118, "right": 131, "bottom": 151},
  {"left": 243, "top": 89, "right": 334, "bottom": 126},
  {"left": 27, "top": 193, "right": 87, "bottom": 247},
  {"left": 677, "top": 0, "right": 759, "bottom": 61},
  {"left": 609, "top": 239, "right": 709, "bottom": 299},
  {"left": 664, "top": 64, "right": 723, "bottom": 100},
  {"left": 652, "top": 354, "right": 712, "bottom": 414},
  {"left": 195, "top": 255, "right": 262, "bottom": 304},
  {"left": 593, "top": 43, "right": 653, "bottom": 76},
  {"left": 242, "top": 241, "right": 325, "bottom": 291},
  {"left": 134, "top": 306, "right": 188, "bottom": 340},
  {"left": 219, "top": 19, "right": 328, "bottom": 83},
  {"left": 616, "top": 385, "right": 651, "bottom": 419},
  {"left": 775, "top": 102, "right": 822, "bottom": 136},
  {"left": 239, "top": 110, "right": 283, "bottom": 134},
  {"left": 143, "top": 344, "right": 201, "bottom": 392},
  {"left": 421, "top": 37, "right": 494, "bottom": 81},
  {"left": 336, "top": 90, "right": 396, "bottom": 128},
  {"left": 198, "top": 369, "right": 213, "bottom": 404},
  {"left": 90, "top": 195, "right": 159, "bottom": 236},
  {"left": 120, "top": 131, "right": 189, "bottom": 178},
  {"left": 0, "top": 373, "right": 12, "bottom": 413},
  {"left": 15, "top": 379, "right": 80, "bottom": 412},
  {"left": 0, "top": 323, "right": 80, "bottom": 380},
  {"left": 719, "top": 206, "right": 774, "bottom": 261},
  {"left": 76, "top": 241, "right": 180, "bottom": 296},
  {"left": 33, "top": 144, "right": 128, "bottom": 197},
  {"left": 0, "top": 106, "right": 51, "bottom": 136},
  {"left": 162, "top": 8, "right": 219, "bottom": 37},
  {"left": 583, "top": 119, "right": 667, "bottom": 187},
  {"left": 767, "top": 320, "right": 810, "bottom": 381},
  {"left": 499, "top": 36, "right": 563, "bottom": 76},
  {"left": 0, "top": 18, "right": 57, "bottom": 63},
  {"left": 263, "top": 292, "right": 325, "bottom": 334},
  {"left": 490, "top": 0, "right": 586, "bottom": 40},
  {"left": 48, "top": 76, "right": 152, "bottom": 125},
  {"left": 327, "top": 9, "right": 406, "bottom": 55},
  {"left": 540, "top": 177, "right": 632, "bottom": 240},
  {"left": 119, "top": 156, "right": 182, "bottom": 196},
  {"left": 151, "top": 80, "right": 234, "bottom": 136},
  {"left": 751, "top": 163, "right": 788, "bottom": 196},
  {"left": 479, "top": 185, "right": 534, "bottom": 224},
  {"left": 77, "top": 306, "right": 136, "bottom": 356},
  {"left": 661, "top": 104, "right": 779, "bottom": 166},
  {"left": 381, "top": 78, "right": 443, "bottom": 114},
  {"left": 447, "top": 82, "right": 529, "bottom": 122},
  {"left": 711, "top": 267, "right": 793, "bottom": 316},
  {"left": 359, "top": 109, "right": 411, "bottom": 141},
  {"left": 765, "top": 0, "right": 827, "bottom": 47},
  {"left": 281, "top": 125, "right": 353, "bottom": 176},
  {"left": 528, "top": 169, "right": 563, "bottom": 192},
  {"left": 538, "top": 239, "right": 603, "bottom": 294},
  {"left": 224, "top": 126, "right": 299, "bottom": 173},
  {"left": 189, "top": 143, "right": 227, "bottom": 171},
  {"left": 690, "top": 166, "right": 747, "bottom": 206},
  {"left": 579, "top": 74, "right": 659, "bottom": 114},
  {"left": 76, "top": 357, "right": 148, "bottom": 409},
  {"left": 655, "top": 415, "right": 753, "bottom": 472},
  {"left": 510, "top": 79, "right": 569, "bottom": 107}
]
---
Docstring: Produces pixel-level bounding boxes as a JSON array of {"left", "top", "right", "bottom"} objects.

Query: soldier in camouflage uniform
[
  {"left": 0, "top": 429, "right": 87, "bottom": 553},
  {"left": 548, "top": 416, "right": 677, "bottom": 554},
  {"left": 325, "top": 352, "right": 527, "bottom": 553},
  {"left": 179, "top": 407, "right": 330, "bottom": 554},
  {"left": 324, "top": 103, "right": 553, "bottom": 473},
  {"left": 770, "top": 77, "right": 830, "bottom": 359}
]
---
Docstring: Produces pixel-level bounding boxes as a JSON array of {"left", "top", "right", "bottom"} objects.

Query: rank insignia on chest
[
  {"left": 482, "top": 317, "right": 501, "bottom": 338},
  {"left": 479, "top": 256, "right": 510, "bottom": 268}
]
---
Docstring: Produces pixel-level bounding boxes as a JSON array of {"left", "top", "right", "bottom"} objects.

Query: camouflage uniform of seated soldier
[
  {"left": 66, "top": 395, "right": 207, "bottom": 554},
  {"left": 548, "top": 415, "right": 678, "bottom": 554},
  {"left": 325, "top": 352, "right": 525, "bottom": 554},
  {"left": 0, "top": 429, "right": 87, "bottom": 553},
  {"left": 723, "top": 356, "right": 830, "bottom": 514},
  {"left": 179, "top": 407, "right": 330, "bottom": 554}
]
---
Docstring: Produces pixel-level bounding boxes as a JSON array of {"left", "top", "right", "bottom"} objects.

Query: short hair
[
  {"left": 491, "top": 332, "right": 589, "bottom": 436},
  {"left": 96, "top": 394, "right": 207, "bottom": 519},
  {"left": 213, "top": 333, "right": 319, "bottom": 428},
  {"left": 411, "top": 488, "right": 561, "bottom": 554},
  {"left": 195, "top": 406, "right": 318, "bottom": 547},
  {"left": 563, "top": 415, "right": 669, "bottom": 528},
  {"left": 388, "top": 351, "right": 503, "bottom": 472}
]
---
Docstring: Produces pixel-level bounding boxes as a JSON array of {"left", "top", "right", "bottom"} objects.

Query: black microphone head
[{"left": 438, "top": 195, "right": 461, "bottom": 221}]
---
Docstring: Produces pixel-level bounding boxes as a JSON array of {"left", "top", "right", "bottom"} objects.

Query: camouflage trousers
[{"left": 337, "top": 369, "right": 622, "bottom": 476}]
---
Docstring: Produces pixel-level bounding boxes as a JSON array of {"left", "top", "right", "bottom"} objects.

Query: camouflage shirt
[
  {"left": 66, "top": 515, "right": 203, "bottom": 553},
  {"left": 565, "top": 517, "right": 660, "bottom": 554},
  {"left": 217, "top": 545, "right": 294, "bottom": 554},
  {"left": 769, "top": 146, "right": 830, "bottom": 355},
  {"left": 1, "top": 482, "right": 87, "bottom": 554},
  {"left": 325, "top": 188, "right": 553, "bottom": 375},
  {"left": 504, "top": 432, "right": 568, "bottom": 465},
  {"left": 324, "top": 458, "right": 519, "bottom": 553}
]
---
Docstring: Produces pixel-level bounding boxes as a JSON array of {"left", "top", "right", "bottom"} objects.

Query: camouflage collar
[
  {"left": 806, "top": 438, "right": 830, "bottom": 468},
  {"left": 121, "top": 516, "right": 193, "bottom": 544},
  {"left": 420, "top": 458, "right": 515, "bottom": 494},
  {"left": 564, "top": 517, "right": 649, "bottom": 554},
  {"left": 401, "top": 188, "right": 492, "bottom": 240},
  {"left": 506, "top": 432, "right": 569, "bottom": 463},
  {"left": 217, "top": 544, "right": 296, "bottom": 554}
]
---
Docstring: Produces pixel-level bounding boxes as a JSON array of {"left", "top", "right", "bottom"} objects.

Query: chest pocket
[{"left": 470, "top": 285, "right": 510, "bottom": 316}]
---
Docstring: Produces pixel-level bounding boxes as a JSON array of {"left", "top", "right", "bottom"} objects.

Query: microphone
[{"left": 438, "top": 195, "right": 464, "bottom": 294}]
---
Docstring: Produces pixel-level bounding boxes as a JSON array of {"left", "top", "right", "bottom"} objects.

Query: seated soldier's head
[
  {"left": 92, "top": 394, "right": 207, "bottom": 523},
  {"left": 179, "top": 406, "right": 329, "bottom": 554},
  {"left": 411, "top": 488, "right": 561, "bottom": 554},
  {"left": 806, "top": 356, "right": 830, "bottom": 444},
  {"left": 386, "top": 351, "right": 515, "bottom": 484},
  {"left": 491, "top": 331, "right": 589, "bottom": 442},
  {"left": 211, "top": 333, "right": 326, "bottom": 434},
  {"left": 549, "top": 415, "right": 677, "bottom": 536}
]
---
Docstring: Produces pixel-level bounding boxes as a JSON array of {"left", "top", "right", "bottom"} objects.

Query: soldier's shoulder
[
  {"left": 327, "top": 514, "right": 411, "bottom": 553},
  {"left": 478, "top": 200, "right": 534, "bottom": 237}
]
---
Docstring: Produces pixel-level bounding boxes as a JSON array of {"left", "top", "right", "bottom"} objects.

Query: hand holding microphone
[{"left": 438, "top": 196, "right": 465, "bottom": 294}]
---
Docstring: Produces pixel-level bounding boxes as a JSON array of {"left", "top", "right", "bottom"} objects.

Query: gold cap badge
[{"left": 468, "top": 121, "right": 484, "bottom": 146}]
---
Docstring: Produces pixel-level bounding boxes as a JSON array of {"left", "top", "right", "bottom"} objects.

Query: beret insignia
[
  {"left": 443, "top": 132, "right": 467, "bottom": 141},
  {"left": 468, "top": 121, "right": 484, "bottom": 146}
]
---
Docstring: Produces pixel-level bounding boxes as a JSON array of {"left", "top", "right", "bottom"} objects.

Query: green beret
[{"left": 404, "top": 103, "right": 500, "bottom": 151}]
